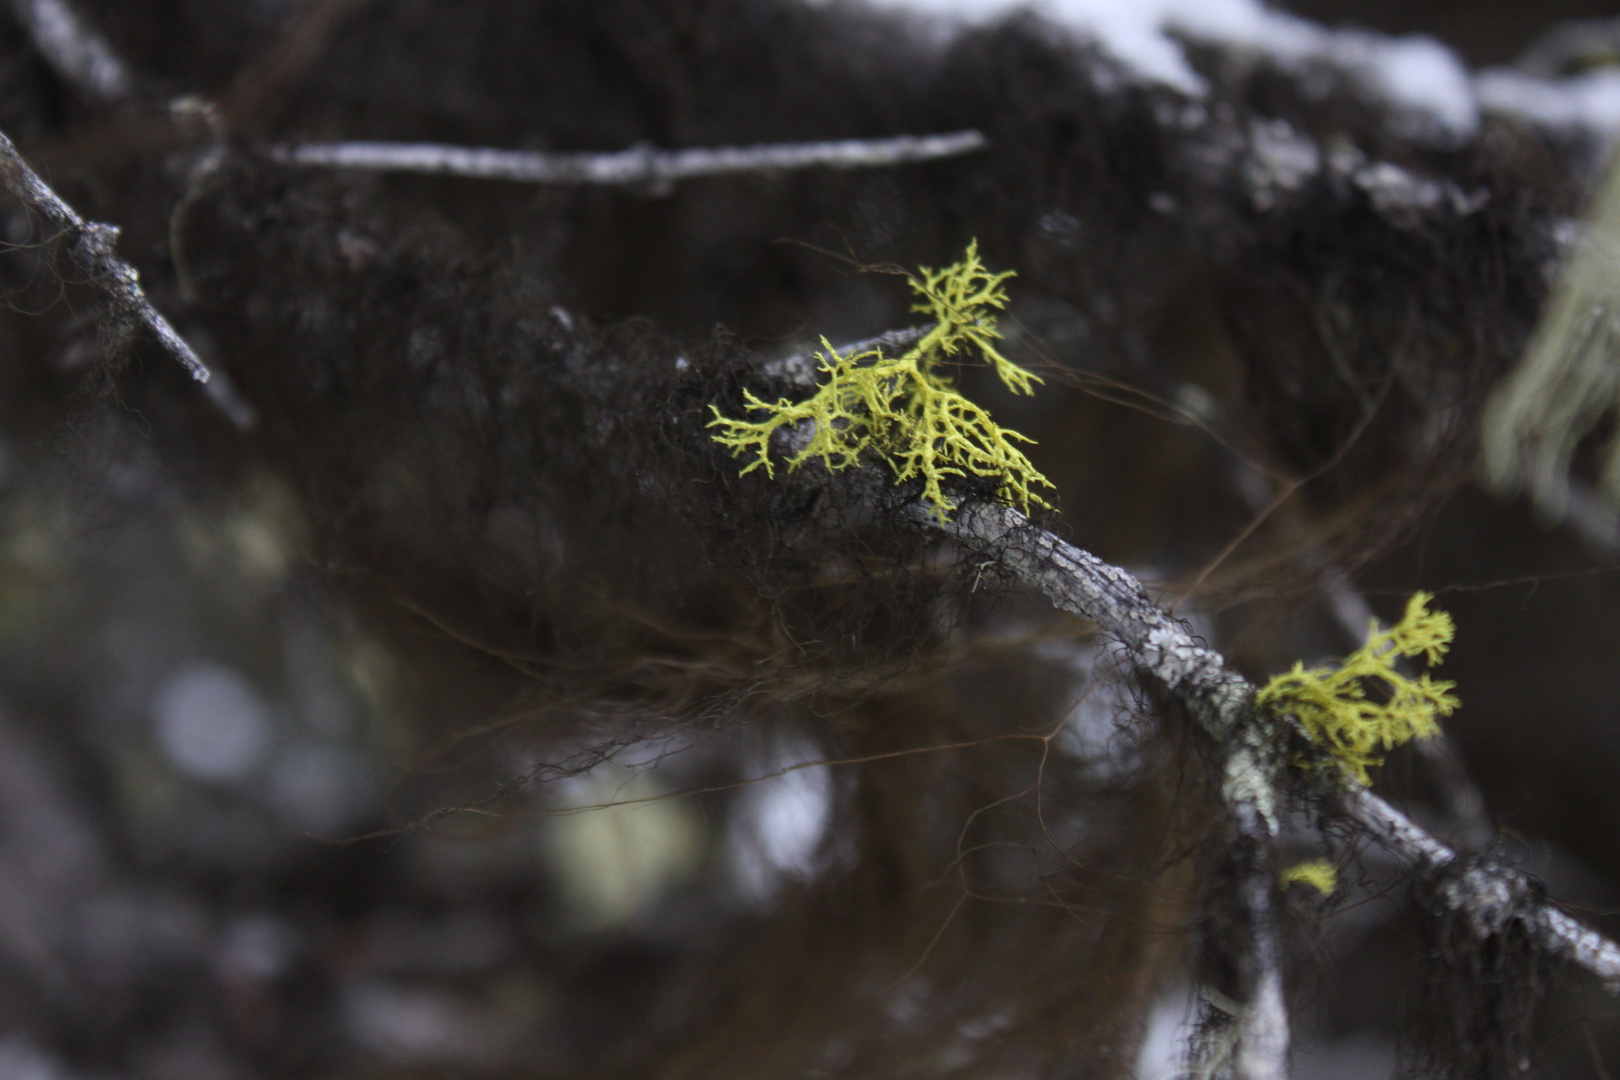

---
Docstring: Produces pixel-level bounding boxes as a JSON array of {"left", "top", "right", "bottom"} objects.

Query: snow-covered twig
[
  {"left": 9, "top": 0, "right": 131, "bottom": 102},
  {"left": 0, "top": 127, "right": 210, "bottom": 382},
  {"left": 268, "top": 130, "right": 988, "bottom": 191}
]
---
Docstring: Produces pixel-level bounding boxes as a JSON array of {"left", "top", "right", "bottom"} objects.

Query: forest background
[{"left": 4, "top": 0, "right": 1620, "bottom": 1078}]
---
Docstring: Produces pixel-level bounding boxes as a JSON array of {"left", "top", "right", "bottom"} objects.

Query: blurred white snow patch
[
  {"left": 0, "top": 1036, "right": 66, "bottom": 1080},
  {"left": 1134, "top": 987, "right": 1194, "bottom": 1079},
  {"left": 218, "top": 912, "right": 299, "bottom": 982},
  {"left": 268, "top": 740, "right": 374, "bottom": 833},
  {"left": 824, "top": 0, "right": 1477, "bottom": 138},
  {"left": 343, "top": 981, "right": 518, "bottom": 1067},
  {"left": 151, "top": 662, "right": 270, "bottom": 783},
  {"left": 1477, "top": 67, "right": 1620, "bottom": 134},
  {"left": 1034, "top": 639, "right": 1144, "bottom": 779},
  {"left": 541, "top": 762, "right": 705, "bottom": 930},
  {"left": 726, "top": 743, "right": 833, "bottom": 901},
  {"left": 14, "top": 0, "right": 133, "bottom": 102}
]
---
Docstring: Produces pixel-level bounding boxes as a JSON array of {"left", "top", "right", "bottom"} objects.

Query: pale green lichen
[
  {"left": 1258, "top": 591, "right": 1459, "bottom": 786},
  {"left": 1279, "top": 858, "right": 1337, "bottom": 895},
  {"left": 707, "top": 241, "right": 1053, "bottom": 522}
]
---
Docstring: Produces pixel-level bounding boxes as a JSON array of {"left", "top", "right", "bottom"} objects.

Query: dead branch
[
  {"left": 1343, "top": 785, "right": 1620, "bottom": 986},
  {"left": 267, "top": 130, "right": 988, "bottom": 191},
  {"left": 937, "top": 501, "right": 1285, "bottom": 1075},
  {"left": 9, "top": 0, "right": 131, "bottom": 102},
  {"left": 0, "top": 127, "right": 210, "bottom": 382}
]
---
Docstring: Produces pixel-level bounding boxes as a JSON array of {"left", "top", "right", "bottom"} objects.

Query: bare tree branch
[
  {"left": 268, "top": 130, "right": 989, "bottom": 191},
  {"left": 9, "top": 0, "right": 131, "bottom": 103},
  {"left": 0, "top": 127, "right": 210, "bottom": 382}
]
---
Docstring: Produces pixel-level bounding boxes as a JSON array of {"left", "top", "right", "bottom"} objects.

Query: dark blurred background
[{"left": 3, "top": 1, "right": 1620, "bottom": 1078}]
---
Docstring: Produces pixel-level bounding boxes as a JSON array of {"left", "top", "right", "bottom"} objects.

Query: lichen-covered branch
[
  {"left": 751, "top": 306, "right": 1570, "bottom": 1011},
  {"left": 941, "top": 500, "right": 1620, "bottom": 993},
  {"left": 268, "top": 130, "right": 988, "bottom": 191},
  {"left": 938, "top": 501, "right": 1289, "bottom": 1078},
  {"left": 711, "top": 244, "right": 1050, "bottom": 522},
  {"left": 937, "top": 502, "right": 1272, "bottom": 812},
  {"left": 1326, "top": 579, "right": 1494, "bottom": 845},
  {"left": 0, "top": 128, "right": 209, "bottom": 382}
]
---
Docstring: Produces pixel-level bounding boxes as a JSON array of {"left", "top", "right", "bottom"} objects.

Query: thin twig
[
  {"left": 9, "top": 0, "right": 131, "bottom": 102},
  {"left": 268, "top": 130, "right": 988, "bottom": 191},
  {"left": 0, "top": 127, "right": 210, "bottom": 382},
  {"left": 1175, "top": 345, "right": 1402, "bottom": 607}
]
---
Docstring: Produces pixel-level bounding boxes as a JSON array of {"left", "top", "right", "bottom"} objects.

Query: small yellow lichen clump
[
  {"left": 1258, "top": 592, "right": 1459, "bottom": 786},
  {"left": 707, "top": 241, "right": 1052, "bottom": 523},
  {"left": 1279, "top": 859, "right": 1338, "bottom": 895}
]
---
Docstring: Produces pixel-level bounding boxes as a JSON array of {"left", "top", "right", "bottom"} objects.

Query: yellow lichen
[
  {"left": 707, "top": 241, "right": 1053, "bottom": 522},
  {"left": 1279, "top": 859, "right": 1338, "bottom": 895},
  {"left": 1258, "top": 591, "right": 1459, "bottom": 786}
]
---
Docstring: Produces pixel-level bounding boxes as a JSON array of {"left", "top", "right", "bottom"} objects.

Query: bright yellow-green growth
[
  {"left": 707, "top": 241, "right": 1053, "bottom": 522},
  {"left": 1279, "top": 859, "right": 1338, "bottom": 895},
  {"left": 1258, "top": 592, "right": 1459, "bottom": 786}
]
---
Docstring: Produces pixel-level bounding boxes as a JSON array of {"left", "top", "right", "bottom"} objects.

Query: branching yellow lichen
[
  {"left": 707, "top": 241, "right": 1053, "bottom": 522},
  {"left": 1279, "top": 859, "right": 1338, "bottom": 895},
  {"left": 1258, "top": 591, "right": 1459, "bottom": 786}
]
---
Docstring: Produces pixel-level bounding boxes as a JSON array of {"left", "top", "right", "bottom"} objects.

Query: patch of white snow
[{"left": 828, "top": 0, "right": 1478, "bottom": 139}]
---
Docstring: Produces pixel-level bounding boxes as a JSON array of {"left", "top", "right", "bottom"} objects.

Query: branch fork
[{"left": 931, "top": 497, "right": 1620, "bottom": 1075}]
